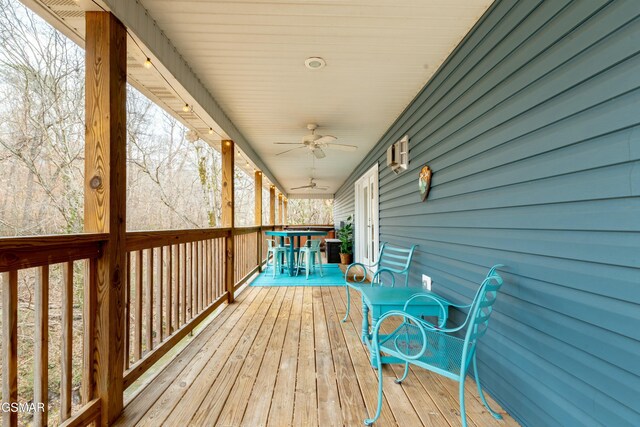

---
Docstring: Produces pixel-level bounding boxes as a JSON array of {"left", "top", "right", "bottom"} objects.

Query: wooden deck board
[
  {"left": 267, "top": 287, "right": 303, "bottom": 426},
  {"left": 321, "top": 287, "right": 369, "bottom": 426},
  {"left": 312, "top": 287, "right": 343, "bottom": 427},
  {"left": 216, "top": 287, "right": 291, "bottom": 426},
  {"left": 326, "top": 287, "right": 401, "bottom": 427},
  {"left": 293, "top": 287, "right": 318, "bottom": 426},
  {"left": 116, "top": 285, "right": 519, "bottom": 427},
  {"left": 189, "top": 287, "right": 286, "bottom": 425},
  {"left": 161, "top": 287, "right": 278, "bottom": 425},
  {"left": 114, "top": 286, "right": 256, "bottom": 426},
  {"left": 240, "top": 287, "right": 295, "bottom": 426}
]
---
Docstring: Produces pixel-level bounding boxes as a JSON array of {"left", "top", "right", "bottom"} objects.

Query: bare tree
[{"left": 0, "top": 0, "right": 85, "bottom": 235}]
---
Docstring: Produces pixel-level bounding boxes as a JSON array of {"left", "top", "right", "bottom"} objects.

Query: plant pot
[{"left": 339, "top": 253, "right": 353, "bottom": 265}]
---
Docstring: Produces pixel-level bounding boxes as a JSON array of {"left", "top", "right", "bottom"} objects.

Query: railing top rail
[
  {"left": 284, "top": 223, "right": 335, "bottom": 227},
  {"left": 126, "top": 228, "right": 232, "bottom": 251},
  {"left": 233, "top": 226, "right": 261, "bottom": 235},
  {"left": 0, "top": 233, "right": 108, "bottom": 272}
]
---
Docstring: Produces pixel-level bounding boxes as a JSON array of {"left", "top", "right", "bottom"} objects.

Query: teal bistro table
[
  {"left": 265, "top": 230, "right": 328, "bottom": 276},
  {"left": 359, "top": 286, "right": 449, "bottom": 367}
]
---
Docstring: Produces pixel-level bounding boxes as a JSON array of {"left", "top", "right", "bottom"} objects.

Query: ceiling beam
[{"left": 96, "top": 0, "right": 285, "bottom": 194}]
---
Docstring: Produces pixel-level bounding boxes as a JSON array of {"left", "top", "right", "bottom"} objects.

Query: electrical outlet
[{"left": 422, "top": 274, "right": 432, "bottom": 291}]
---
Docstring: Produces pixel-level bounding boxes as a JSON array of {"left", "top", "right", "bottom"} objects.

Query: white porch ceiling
[
  {"left": 24, "top": 0, "right": 492, "bottom": 196},
  {"left": 135, "top": 0, "right": 493, "bottom": 195}
]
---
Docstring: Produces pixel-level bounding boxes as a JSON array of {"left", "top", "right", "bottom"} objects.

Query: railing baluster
[
  {"left": 195, "top": 241, "right": 200, "bottom": 313},
  {"left": 166, "top": 245, "right": 172, "bottom": 337},
  {"left": 188, "top": 242, "right": 193, "bottom": 320},
  {"left": 211, "top": 239, "right": 215, "bottom": 303},
  {"left": 215, "top": 239, "right": 219, "bottom": 298},
  {"left": 219, "top": 238, "right": 223, "bottom": 298},
  {"left": 61, "top": 262, "right": 74, "bottom": 421},
  {"left": 156, "top": 246, "right": 163, "bottom": 344},
  {"left": 2, "top": 270, "right": 18, "bottom": 427},
  {"left": 145, "top": 248, "right": 153, "bottom": 352},
  {"left": 34, "top": 266, "right": 49, "bottom": 426},
  {"left": 199, "top": 240, "right": 204, "bottom": 312},
  {"left": 206, "top": 239, "right": 211, "bottom": 306},
  {"left": 134, "top": 250, "right": 143, "bottom": 361},
  {"left": 82, "top": 258, "right": 97, "bottom": 405},
  {"left": 172, "top": 244, "right": 178, "bottom": 334},
  {"left": 203, "top": 240, "right": 208, "bottom": 307},
  {"left": 124, "top": 252, "right": 131, "bottom": 370},
  {"left": 180, "top": 243, "right": 186, "bottom": 326}
]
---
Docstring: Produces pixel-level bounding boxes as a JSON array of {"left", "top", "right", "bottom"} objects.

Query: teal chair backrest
[
  {"left": 307, "top": 239, "right": 321, "bottom": 251},
  {"left": 266, "top": 239, "right": 282, "bottom": 250},
  {"left": 461, "top": 273, "right": 504, "bottom": 367},
  {"left": 375, "top": 243, "right": 418, "bottom": 287}
]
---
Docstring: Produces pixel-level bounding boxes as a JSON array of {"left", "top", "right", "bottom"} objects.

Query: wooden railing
[
  {"left": 0, "top": 234, "right": 107, "bottom": 427},
  {"left": 233, "top": 227, "right": 260, "bottom": 290},
  {"left": 0, "top": 223, "right": 306, "bottom": 426},
  {"left": 122, "top": 228, "right": 230, "bottom": 388}
]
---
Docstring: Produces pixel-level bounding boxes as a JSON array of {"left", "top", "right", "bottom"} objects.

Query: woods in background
[{"left": 0, "top": 0, "right": 258, "bottom": 237}]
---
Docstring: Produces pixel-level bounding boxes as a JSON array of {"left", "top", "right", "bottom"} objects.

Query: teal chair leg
[
  {"left": 342, "top": 286, "right": 351, "bottom": 322},
  {"left": 270, "top": 252, "right": 277, "bottom": 278},
  {"left": 364, "top": 343, "right": 384, "bottom": 425},
  {"left": 395, "top": 362, "right": 410, "bottom": 384},
  {"left": 459, "top": 377, "right": 467, "bottom": 427},
  {"left": 316, "top": 252, "right": 323, "bottom": 277},
  {"left": 472, "top": 353, "right": 503, "bottom": 419}
]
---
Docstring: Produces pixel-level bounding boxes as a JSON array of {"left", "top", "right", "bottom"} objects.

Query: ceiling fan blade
[
  {"left": 273, "top": 142, "right": 302, "bottom": 145},
  {"left": 325, "top": 143, "right": 357, "bottom": 152},
  {"left": 314, "top": 186, "right": 330, "bottom": 191},
  {"left": 313, "top": 147, "right": 326, "bottom": 159},
  {"left": 276, "top": 146, "right": 306, "bottom": 156},
  {"left": 290, "top": 184, "right": 314, "bottom": 190},
  {"left": 314, "top": 135, "right": 337, "bottom": 145}
]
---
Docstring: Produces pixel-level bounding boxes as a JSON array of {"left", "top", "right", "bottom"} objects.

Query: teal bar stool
[
  {"left": 296, "top": 239, "right": 323, "bottom": 279},
  {"left": 266, "top": 239, "right": 287, "bottom": 278}
]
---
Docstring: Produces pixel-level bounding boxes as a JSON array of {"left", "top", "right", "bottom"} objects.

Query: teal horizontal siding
[{"left": 333, "top": 0, "right": 640, "bottom": 425}]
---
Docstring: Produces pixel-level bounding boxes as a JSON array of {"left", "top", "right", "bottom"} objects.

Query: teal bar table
[{"left": 265, "top": 230, "right": 328, "bottom": 276}]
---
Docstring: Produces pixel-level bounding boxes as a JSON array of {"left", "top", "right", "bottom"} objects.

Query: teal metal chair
[
  {"left": 296, "top": 239, "right": 323, "bottom": 279},
  {"left": 266, "top": 239, "right": 287, "bottom": 278},
  {"left": 342, "top": 243, "right": 418, "bottom": 322},
  {"left": 364, "top": 265, "right": 505, "bottom": 426}
]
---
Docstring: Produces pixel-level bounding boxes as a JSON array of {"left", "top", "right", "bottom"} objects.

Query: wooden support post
[
  {"left": 283, "top": 198, "right": 288, "bottom": 225},
  {"left": 255, "top": 171, "right": 263, "bottom": 226},
  {"left": 278, "top": 193, "right": 283, "bottom": 225},
  {"left": 84, "top": 11, "right": 127, "bottom": 426},
  {"left": 255, "top": 171, "right": 263, "bottom": 271},
  {"left": 222, "top": 140, "right": 235, "bottom": 303},
  {"left": 269, "top": 186, "right": 276, "bottom": 225}
]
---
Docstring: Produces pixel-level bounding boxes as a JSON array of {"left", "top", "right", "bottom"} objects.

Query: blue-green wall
[{"left": 333, "top": 1, "right": 640, "bottom": 425}]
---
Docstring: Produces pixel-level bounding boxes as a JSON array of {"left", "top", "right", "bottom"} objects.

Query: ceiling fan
[
  {"left": 274, "top": 123, "right": 357, "bottom": 159},
  {"left": 290, "top": 177, "right": 329, "bottom": 191}
]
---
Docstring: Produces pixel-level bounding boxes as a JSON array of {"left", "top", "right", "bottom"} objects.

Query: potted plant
[{"left": 336, "top": 216, "right": 353, "bottom": 265}]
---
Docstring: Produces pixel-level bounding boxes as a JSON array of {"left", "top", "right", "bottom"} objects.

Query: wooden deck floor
[{"left": 115, "top": 285, "right": 519, "bottom": 427}]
